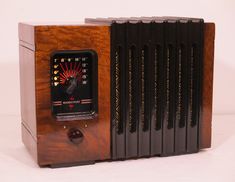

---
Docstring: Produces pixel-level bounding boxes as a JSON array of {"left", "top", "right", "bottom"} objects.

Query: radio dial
[{"left": 67, "top": 128, "right": 84, "bottom": 144}]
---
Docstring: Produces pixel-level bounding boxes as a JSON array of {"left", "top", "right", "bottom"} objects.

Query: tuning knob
[{"left": 67, "top": 128, "right": 83, "bottom": 144}]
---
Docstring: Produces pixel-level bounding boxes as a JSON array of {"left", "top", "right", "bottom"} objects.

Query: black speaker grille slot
[
  {"left": 154, "top": 45, "right": 162, "bottom": 131},
  {"left": 114, "top": 46, "right": 123, "bottom": 133},
  {"left": 128, "top": 46, "right": 138, "bottom": 133}
]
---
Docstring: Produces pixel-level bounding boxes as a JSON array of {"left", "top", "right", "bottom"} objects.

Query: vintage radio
[{"left": 19, "top": 17, "right": 215, "bottom": 167}]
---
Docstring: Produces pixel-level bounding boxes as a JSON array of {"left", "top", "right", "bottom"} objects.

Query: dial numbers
[
  {"left": 50, "top": 50, "right": 97, "bottom": 121},
  {"left": 59, "top": 61, "right": 82, "bottom": 85}
]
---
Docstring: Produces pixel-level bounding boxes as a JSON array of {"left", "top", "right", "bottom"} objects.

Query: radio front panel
[{"left": 19, "top": 17, "right": 215, "bottom": 167}]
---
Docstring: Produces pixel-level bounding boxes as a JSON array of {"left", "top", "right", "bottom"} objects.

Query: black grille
[{"left": 110, "top": 17, "right": 204, "bottom": 159}]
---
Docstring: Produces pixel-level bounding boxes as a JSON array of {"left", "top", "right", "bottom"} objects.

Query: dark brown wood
[
  {"left": 19, "top": 23, "right": 111, "bottom": 166},
  {"left": 200, "top": 23, "right": 215, "bottom": 149}
]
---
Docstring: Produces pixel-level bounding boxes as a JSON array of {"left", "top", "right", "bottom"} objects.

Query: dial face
[{"left": 51, "top": 50, "right": 98, "bottom": 121}]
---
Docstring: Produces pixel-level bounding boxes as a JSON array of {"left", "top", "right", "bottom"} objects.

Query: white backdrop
[{"left": 0, "top": 0, "right": 235, "bottom": 115}]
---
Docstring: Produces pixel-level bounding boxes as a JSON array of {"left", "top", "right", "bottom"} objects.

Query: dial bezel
[{"left": 50, "top": 50, "right": 98, "bottom": 121}]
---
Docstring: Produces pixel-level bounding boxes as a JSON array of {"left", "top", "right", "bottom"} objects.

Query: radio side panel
[
  {"left": 200, "top": 23, "right": 215, "bottom": 149},
  {"left": 19, "top": 44, "right": 38, "bottom": 163}
]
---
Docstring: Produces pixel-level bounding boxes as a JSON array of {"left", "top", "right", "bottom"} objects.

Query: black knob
[{"left": 67, "top": 128, "right": 83, "bottom": 144}]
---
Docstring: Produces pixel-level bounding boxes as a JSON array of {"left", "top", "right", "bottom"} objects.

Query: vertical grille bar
[
  {"left": 111, "top": 22, "right": 126, "bottom": 159},
  {"left": 175, "top": 19, "right": 188, "bottom": 154},
  {"left": 162, "top": 20, "right": 176, "bottom": 156},
  {"left": 125, "top": 21, "right": 139, "bottom": 158},
  {"left": 150, "top": 21, "right": 164, "bottom": 156}
]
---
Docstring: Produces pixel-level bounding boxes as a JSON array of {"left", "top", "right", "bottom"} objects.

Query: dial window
[{"left": 51, "top": 50, "right": 98, "bottom": 121}]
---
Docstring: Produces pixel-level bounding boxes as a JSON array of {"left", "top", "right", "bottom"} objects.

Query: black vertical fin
[
  {"left": 125, "top": 21, "right": 139, "bottom": 158},
  {"left": 186, "top": 18, "right": 204, "bottom": 153},
  {"left": 161, "top": 19, "right": 177, "bottom": 156},
  {"left": 111, "top": 21, "right": 126, "bottom": 159},
  {"left": 150, "top": 19, "right": 164, "bottom": 156},
  {"left": 138, "top": 20, "right": 151, "bottom": 157},
  {"left": 174, "top": 19, "right": 188, "bottom": 154}
]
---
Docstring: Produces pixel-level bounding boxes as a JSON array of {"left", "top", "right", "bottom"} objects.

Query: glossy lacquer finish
[
  {"left": 19, "top": 24, "right": 111, "bottom": 166},
  {"left": 19, "top": 22, "right": 214, "bottom": 167}
]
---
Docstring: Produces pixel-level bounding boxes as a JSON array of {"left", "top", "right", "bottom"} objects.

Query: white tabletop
[{"left": 0, "top": 114, "right": 235, "bottom": 182}]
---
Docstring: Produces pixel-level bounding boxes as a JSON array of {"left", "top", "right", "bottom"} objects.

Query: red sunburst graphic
[{"left": 59, "top": 61, "right": 82, "bottom": 84}]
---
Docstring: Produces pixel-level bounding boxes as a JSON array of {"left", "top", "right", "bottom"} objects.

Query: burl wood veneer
[{"left": 19, "top": 23, "right": 111, "bottom": 166}]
